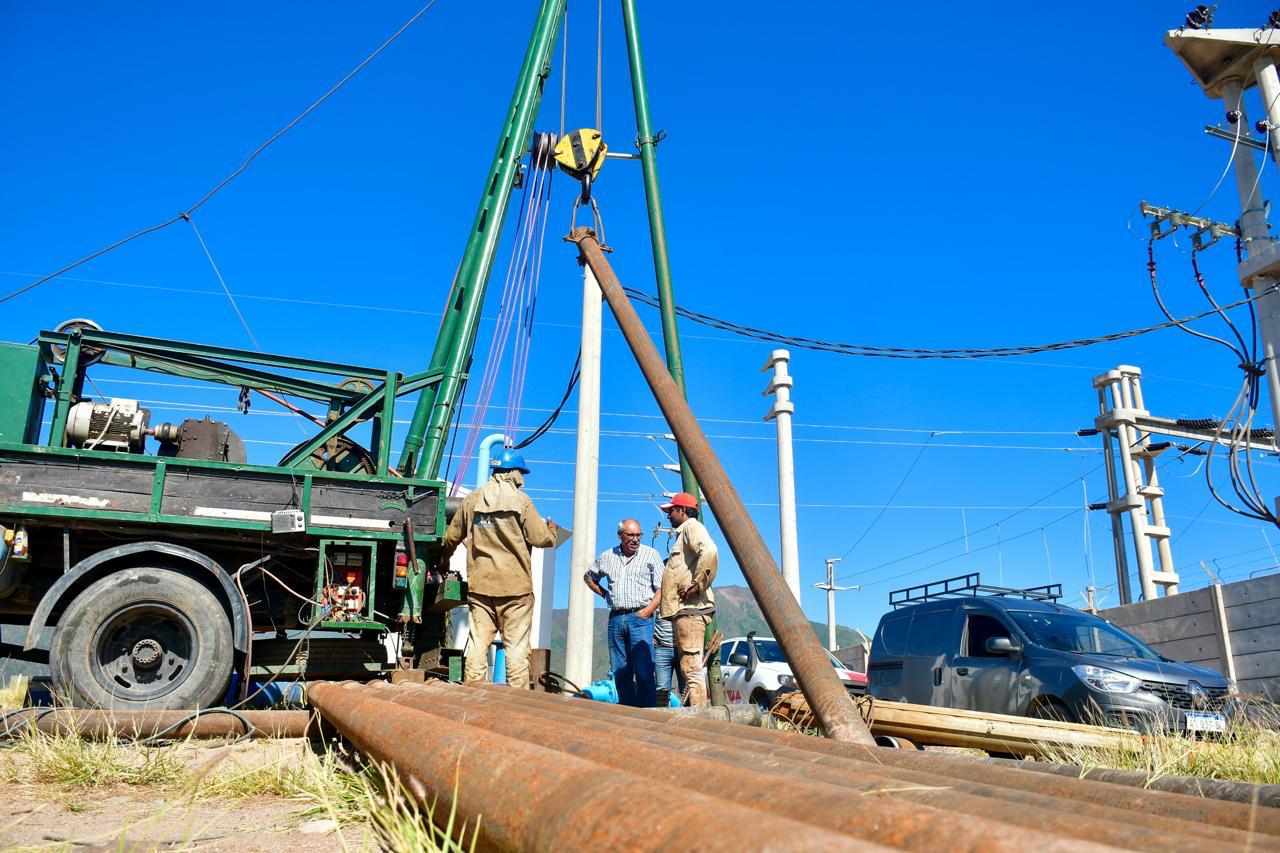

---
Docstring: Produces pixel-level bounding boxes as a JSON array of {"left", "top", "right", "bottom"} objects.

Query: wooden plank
[
  {"left": 867, "top": 699, "right": 1140, "bottom": 757},
  {"left": 0, "top": 455, "right": 153, "bottom": 514}
]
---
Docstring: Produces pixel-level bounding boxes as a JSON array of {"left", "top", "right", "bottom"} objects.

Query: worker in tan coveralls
[
  {"left": 442, "top": 448, "right": 557, "bottom": 689},
  {"left": 658, "top": 491, "right": 718, "bottom": 707}
]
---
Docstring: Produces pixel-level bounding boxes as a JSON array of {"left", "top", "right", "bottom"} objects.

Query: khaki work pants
[
  {"left": 465, "top": 592, "right": 534, "bottom": 689},
  {"left": 673, "top": 612, "right": 711, "bottom": 707}
]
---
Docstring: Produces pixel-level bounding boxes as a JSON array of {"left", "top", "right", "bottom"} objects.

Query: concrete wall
[{"left": 1099, "top": 573, "right": 1280, "bottom": 701}]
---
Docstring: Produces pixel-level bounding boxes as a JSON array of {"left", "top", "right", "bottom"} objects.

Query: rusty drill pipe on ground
[
  {"left": 360, "top": 681, "right": 1242, "bottom": 852},
  {"left": 308, "top": 682, "right": 880, "bottom": 852},
  {"left": 653, "top": 703, "right": 765, "bottom": 726},
  {"left": 568, "top": 227, "right": 872, "bottom": 747},
  {"left": 457, "top": 683, "right": 1272, "bottom": 850},
  {"left": 6, "top": 709, "right": 319, "bottom": 740},
  {"left": 476, "top": 684, "right": 1280, "bottom": 838},
  {"left": 978, "top": 755, "right": 1280, "bottom": 809}
]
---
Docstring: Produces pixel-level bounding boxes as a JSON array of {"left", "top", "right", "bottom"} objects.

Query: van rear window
[{"left": 873, "top": 615, "right": 911, "bottom": 657}]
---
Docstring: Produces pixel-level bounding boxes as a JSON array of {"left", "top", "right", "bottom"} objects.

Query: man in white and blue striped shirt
[{"left": 584, "top": 518, "right": 664, "bottom": 706}]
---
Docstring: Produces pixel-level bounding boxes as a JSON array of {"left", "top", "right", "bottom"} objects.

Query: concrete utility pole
[
  {"left": 565, "top": 262, "right": 602, "bottom": 687},
  {"left": 1092, "top": 367, "right": 1180, "bottom": 600},
  {"left": 762, "top": 350, "right": 801, "bottom": 603},
  {"left": 1166, "top": 26, "right": 1280, "bottom": 517},
  {"left": 813, "top": 558, "right": 858, "bottom": 652}
]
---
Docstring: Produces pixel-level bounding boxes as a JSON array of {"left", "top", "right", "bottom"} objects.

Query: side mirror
[
  {"left": 985, "top": 636, "right": 1021, "bottom": 655},
  {"left": 728, "top": 653, "right": 749, "bottom": 667}
]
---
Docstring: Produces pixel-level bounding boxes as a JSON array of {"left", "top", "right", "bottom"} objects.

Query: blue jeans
[
  {"left": 608, "top": 611, "right": 656, "bottom": 707},
  {"left": 654, "top": 641, "right": 682, "bottom": 699}
]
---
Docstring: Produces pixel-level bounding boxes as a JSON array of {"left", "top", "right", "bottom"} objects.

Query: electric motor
[{"left": 65, "top": 399, "right": 149, "bottom": 453}]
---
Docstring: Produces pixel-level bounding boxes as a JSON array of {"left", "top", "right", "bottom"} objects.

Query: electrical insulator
[{"left": 1184, "top": 5, "right": 1215, "bottom": 30}]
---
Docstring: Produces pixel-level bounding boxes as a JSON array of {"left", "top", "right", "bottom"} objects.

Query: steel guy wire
[
  {"left": 185, "top": 214, "right": 258, "bottom": 351},
  {"left": 0, "top": 0, "right": 441, "bottom": 306},
  {"left": 838, "top": 432, "right": 934, "bottom": 561}
]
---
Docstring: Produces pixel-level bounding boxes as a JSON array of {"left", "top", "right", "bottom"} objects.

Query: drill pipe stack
[{"left": 308, "top": 680, "right": 1280, "bottom": 851}]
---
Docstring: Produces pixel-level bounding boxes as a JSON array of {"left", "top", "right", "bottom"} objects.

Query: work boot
[{"left": 654, "top": 688, "right": 670, "bottom": 708}]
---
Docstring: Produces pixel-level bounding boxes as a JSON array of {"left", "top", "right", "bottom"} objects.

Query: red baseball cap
[{"left": 660, "top": 492, "right": 698, "bottom": 511}]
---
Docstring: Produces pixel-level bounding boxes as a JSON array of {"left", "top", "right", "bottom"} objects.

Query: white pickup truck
[{"left": 719, "top": 633, "right": 867, "bottom": 707}]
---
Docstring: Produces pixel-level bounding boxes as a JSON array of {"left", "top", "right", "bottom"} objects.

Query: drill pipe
[
  {"left": 568, "top": 227, "right": 872, "bottom": 746},
  {"left": 359, "top": 681, "right": 1245, "bottom": 851},
  {"left": 5, "top": 709, "right": 317, "bottom": 740},
  {"left": 455, "top": 683, "right": 1271, "bottom": 849},
  {"left": 979, "top": 755, "right": 1280, "bottom": 808},
  {"left": 653, "top": 703, "right": 765, "bottom": 726},
  {"left": 308, "top": 681, "right": 877, "bottom": 851},
  {"left": 476, "top": 684, "right": 1280, "bottom": 838}
]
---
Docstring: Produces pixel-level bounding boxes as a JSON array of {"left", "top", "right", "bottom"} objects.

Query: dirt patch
[{"left": 0, "top": 738, "right": 374, "bottom": 851}]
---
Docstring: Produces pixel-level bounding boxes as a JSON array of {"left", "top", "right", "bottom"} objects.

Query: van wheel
[
  {"left": 1029, "top": 699, "right": 1075, "bottom": 724},
  {"left": 750, "top": 688, "right": 771, "bottom": 710},
  {"left": 50, "top": 567, "right": 233, "bottom": 711}
]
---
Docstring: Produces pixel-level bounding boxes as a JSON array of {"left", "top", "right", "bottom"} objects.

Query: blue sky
[{"left": 4, "top": 1, "right": 1280, "bottom": 638}]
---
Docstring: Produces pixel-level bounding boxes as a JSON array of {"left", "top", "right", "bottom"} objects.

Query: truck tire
[
  {"left": 50, "top": 567, "right": 233, "bottom": 710},
  {"left": 1029, "top": 698, "right": 1076, "bottom": 724}
]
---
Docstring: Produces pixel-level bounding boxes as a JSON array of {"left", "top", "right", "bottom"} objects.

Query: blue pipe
[
  {"left": 493, "top": 642, "right": 507, "bottom": 684},
  {"left": 476, "top": 433, "right": 511, "bottom": 488}
]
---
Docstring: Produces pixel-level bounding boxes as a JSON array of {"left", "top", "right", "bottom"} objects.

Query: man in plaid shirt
[{"left": 584, "top": 518, "right": 664, "bottom": 706}]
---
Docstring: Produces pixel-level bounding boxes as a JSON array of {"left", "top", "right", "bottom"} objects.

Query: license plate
[{"left": 1185, "top": 712, "right": 1226, "bottom": 733}]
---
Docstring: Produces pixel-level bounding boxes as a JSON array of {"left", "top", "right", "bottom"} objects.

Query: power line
[
  {"left": 9, "top": 265, "right": 1275, "bottom": 373},
  {"left": 90, "top": 376, "right": 1085, "bottom": 432},
  {"left": 834, "top": 468, "right": 1100, "bottom": 583},
  {"left": 620, "top": 283, "right": 1280, "bottom": 360},
  {"left": 120, "top": 398, "right": 1103, "bottom": 453},
  {"left": 0, "top": 0, "right": 440, "bottom": 305}
]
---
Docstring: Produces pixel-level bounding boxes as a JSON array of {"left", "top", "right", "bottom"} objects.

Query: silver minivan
[{"left": 867, "top": 592, "right": 1235, "bottom": 733}]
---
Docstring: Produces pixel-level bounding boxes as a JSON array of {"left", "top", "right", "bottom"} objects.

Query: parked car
[
  {"left": 720, "top": 633, "right": 867, "bottom": 707},
  {"left": 867, "top": 592, "right": 1235, "bottom": 733}
]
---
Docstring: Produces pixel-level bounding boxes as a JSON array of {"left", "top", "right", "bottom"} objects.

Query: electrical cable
[
  {"left": 0, "top": 0, "right": 441, "bottom": 306},
  {"left": 514, "top": 348, "right": 581, "bottom": 450},
  {"left": 835, "top": 467, "right": 1102, "bottom": 583},
  {"left": 619, "top": 282, "right": 1280, "bottom": 359},
  {"left": 1144, "top": 242, "right": 1244, "bottom": 361},
  {"left": 1190, "top": 249, "right": 1252, "bottom": 361}
]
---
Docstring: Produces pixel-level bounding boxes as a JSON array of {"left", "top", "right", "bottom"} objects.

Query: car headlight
[
  {"left": 777, "top": 674, "right": 794, "bottom": 687},
  {"left": 1072, "top": 665, "right": 1141, "bottom": 693}
]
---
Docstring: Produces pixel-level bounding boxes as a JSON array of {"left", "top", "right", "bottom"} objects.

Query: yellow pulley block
[{"left": 554, "top": 129, "right": 606, "bottom": 201}]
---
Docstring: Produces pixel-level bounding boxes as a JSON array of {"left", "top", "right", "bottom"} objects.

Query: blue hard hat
[{"left": 491, "top": 448, "right": 530, "bottom": 474}]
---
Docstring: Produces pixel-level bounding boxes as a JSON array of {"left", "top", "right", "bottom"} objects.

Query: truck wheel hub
[{"left": 131, "top": 638, "right": 163, "bottom": 668}]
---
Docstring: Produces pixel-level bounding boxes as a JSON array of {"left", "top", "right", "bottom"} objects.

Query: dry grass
[
  {"left": 1037, "top": 701, "right": 1280, "bottom": 785},
  {"left": 0, "top": 725, "right": 477, "bottom": 851}
]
